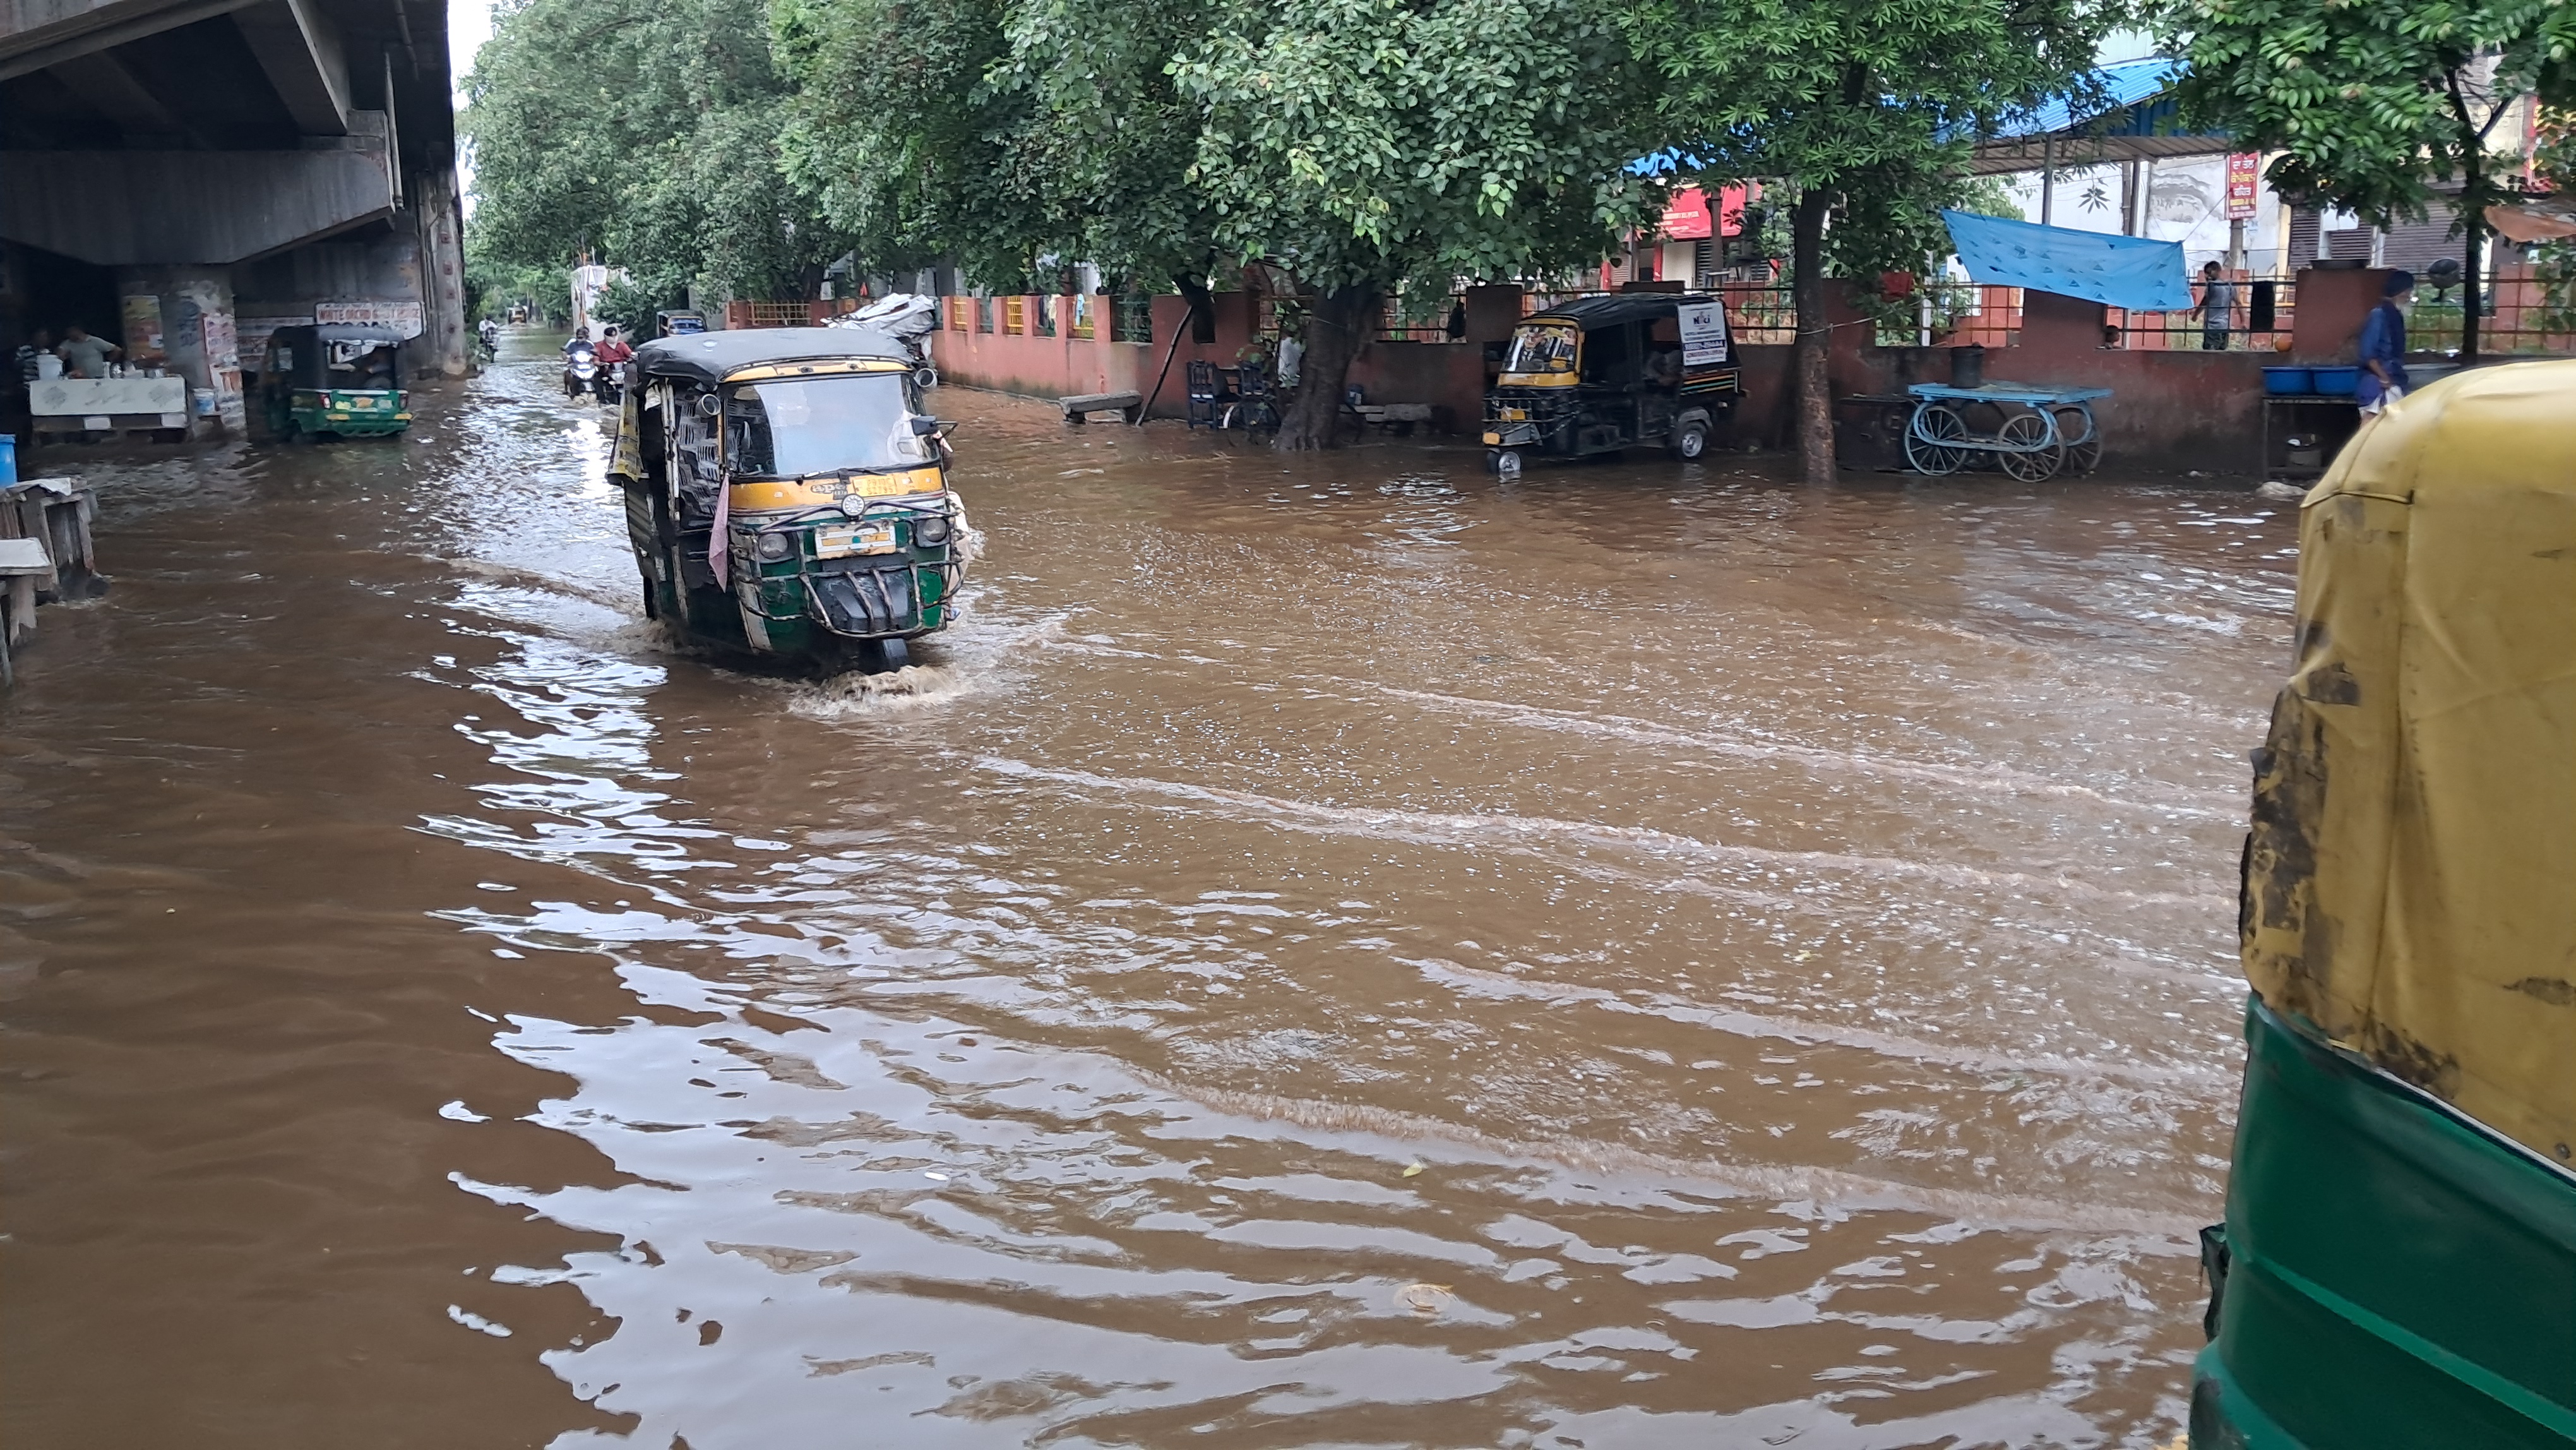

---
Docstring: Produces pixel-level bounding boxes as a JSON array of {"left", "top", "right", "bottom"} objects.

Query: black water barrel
[{"left": 1950, "top": 345, "right": 1986, "bottom": 388}]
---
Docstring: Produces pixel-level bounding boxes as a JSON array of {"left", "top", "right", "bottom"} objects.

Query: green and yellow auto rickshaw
[
  {"left": 1481, "top": 292, "right": 1743, "bottom": 470},
  {"left": 257, "top": 323, "right": 412, "bottom": 440},
  {"left": 2195, "top": 360, "right": 2576, "bottom": 1448},
  {"left": 610, "top": 327, "right": 969, "bottom": 674}
]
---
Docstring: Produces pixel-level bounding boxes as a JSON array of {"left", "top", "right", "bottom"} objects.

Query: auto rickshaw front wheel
[
  {"left": 1671, "top": 416, "right": 1711, "bottom": 460},
  {"left": 1486, "top": 448, "right": 1523, "bottom": 474}
]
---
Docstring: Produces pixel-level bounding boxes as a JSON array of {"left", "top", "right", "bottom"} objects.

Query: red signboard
[
  {"left": 2226, "top": 153, "right": 2261, "bottom": 220},
  {"left": 1661, "top": 187, "right": 1714, "bottom": 239},
  {"left": 1659, "top": 184, "right": 1750, "bottom": 241}
]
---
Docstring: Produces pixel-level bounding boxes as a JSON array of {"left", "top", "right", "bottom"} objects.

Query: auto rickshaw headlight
[
  {"left": 754, "top": 532, "right": 793, "bottom": 562},
  {"left": 912, "top": 515, "right": 951, "bottom": 546}
]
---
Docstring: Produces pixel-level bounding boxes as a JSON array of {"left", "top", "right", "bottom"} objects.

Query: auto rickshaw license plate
[{"left": 815, "top": 522, "right": 898, "bottom": 558}]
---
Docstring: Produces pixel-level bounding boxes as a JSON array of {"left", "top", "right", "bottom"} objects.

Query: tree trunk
[
  {"left": 1790, "top": 187, "right": 1836, "bottom": 484},
  {"left": 2459, "top": 141, "right": 2483, "bottom": 362},
  {"left": 1273, "top": 282, "right": 1381, "bottom": 452},
  {"left": 1176, "top": 273, "right": 1219, "bottom": 344}
]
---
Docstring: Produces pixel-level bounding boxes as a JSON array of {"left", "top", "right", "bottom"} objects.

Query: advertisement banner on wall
[
  {"left": 201, "top": 313, "right": 239, "bottom": 373},
  {"left": 121, "top": 294, "right": 167, "bottom": 363},
  {"left": 2226, "top": 153, "right": 2261, "bottom": 220},
  {"left": 315, "top": 299, "right": 427, "bottom": 337}
]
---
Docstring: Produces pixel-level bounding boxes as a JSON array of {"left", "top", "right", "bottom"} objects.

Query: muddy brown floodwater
[{"left": 0, "top": 332, "right": 2301, "bottom": 1449}]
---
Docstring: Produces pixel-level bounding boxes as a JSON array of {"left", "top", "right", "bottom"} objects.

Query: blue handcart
[{"left": 1903, "top": 381, "right": 2109, "bottom": 481}]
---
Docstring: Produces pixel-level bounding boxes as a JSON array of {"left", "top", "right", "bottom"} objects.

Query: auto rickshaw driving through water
[
  {"left": 610, "top": 327, "right": 970, "bottom": 674},
  {"left": 1482, "top": 292, "right": 1742, "bottom": 470},
  {"left": 256, "top": 323, "right": 412, "bottom": 441}
]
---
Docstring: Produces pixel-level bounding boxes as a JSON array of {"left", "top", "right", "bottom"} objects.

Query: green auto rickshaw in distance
[
  {"left": 257, "top": 323, "right": 412, "bottom": 440},
  {"left": 610, "top": 327, "right": 969, "bottom": 674},
  {"left": 2195, "top": 360, "right": 2576, "bottom": 1449}
]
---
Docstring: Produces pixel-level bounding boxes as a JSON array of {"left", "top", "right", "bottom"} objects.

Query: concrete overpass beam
[
  {"left": 230, "top": 0, "right": 345, "bottom": 135},
  {"left": 44, "top": 47, "right": 198, "bottom": 143},
  {"left": 0, "top": 146, "right": 393, "bottom": 264},
  {"left": 0, "top": 0, "right": 258, "bottom": 81}
]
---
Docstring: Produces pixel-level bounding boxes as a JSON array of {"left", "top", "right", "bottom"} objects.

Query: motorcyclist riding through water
[
  {"left": 593, "top": 325, "right": 633, "bottom": 405},
  {"left": 563, "top": 326, "right": 598, "bottom": 401}
]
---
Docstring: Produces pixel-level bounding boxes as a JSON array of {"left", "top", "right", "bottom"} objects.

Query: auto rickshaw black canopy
[
  {"left": 1523, "top": 293, "right": 1719, "bottom": 330},
  {"left": 633, "top": 326, "right": 909, "bottom": 386}
]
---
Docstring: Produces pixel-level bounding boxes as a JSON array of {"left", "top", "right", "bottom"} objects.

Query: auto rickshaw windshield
[
  {"left": 1503, "top": 324, "right": 1577, "bottom": 375},
  {"left": 723, "top": 373, "right": 934, "bottom": 477}
]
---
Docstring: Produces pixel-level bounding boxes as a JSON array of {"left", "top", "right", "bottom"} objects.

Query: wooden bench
[
  {"left": 1349, "top": 402, "right": 1434, "bottom": 436},
  {"left": 1059, "top": 391, "right": 1143, "bottom": 424}
]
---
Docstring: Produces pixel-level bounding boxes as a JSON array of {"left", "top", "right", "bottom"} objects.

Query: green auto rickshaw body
[
  {"left": 258, "top": 323, "right": 412, "bottom": 439},
  {"left": 2196, "top": 359, "right": 2576, "bottom": 1449},
  {"left": 611, "top": 327, "right": 966, "bottom": 673}
]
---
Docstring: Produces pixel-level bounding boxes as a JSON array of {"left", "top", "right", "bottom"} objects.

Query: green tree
[
  {"left": 1623, "top": 0, "right": 2112, "bottom": 481},
  {"left": 775, "top": 0, "right": 1229, "bottom": 328},
  {"left": 772, "top": 0, "right": 1029, "bottom": 285},
  {"left": 1176, "top": 0, "right": 1660, "bottom": 449},
  {"left": 463, "top": 0, "right": 848, "bottom": 305},
  {"left": 2173, "top": 0, "right": 2576, "bottom": 359}
]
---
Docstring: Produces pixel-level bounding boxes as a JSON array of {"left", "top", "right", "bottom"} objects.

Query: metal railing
[{"left": 1112, "top": 297, "right": 1153, "bottom": 344}]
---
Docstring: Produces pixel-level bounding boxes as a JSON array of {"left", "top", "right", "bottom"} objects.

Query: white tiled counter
[{"left": 28, "top": 376, "right": 192, "bottom": 436}]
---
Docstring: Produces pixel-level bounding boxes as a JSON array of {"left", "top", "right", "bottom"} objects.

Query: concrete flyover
[{"left": 1, "top": 0, "right": 467, "bottom": 440}]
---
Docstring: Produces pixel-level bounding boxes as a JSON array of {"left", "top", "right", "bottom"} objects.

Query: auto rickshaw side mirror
[{"left": 696, "top": 392, "right": 720, "bottom": 418}]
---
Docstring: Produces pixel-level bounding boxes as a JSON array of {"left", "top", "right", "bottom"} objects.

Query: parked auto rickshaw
[
  {"left": 2195, "top": 360, "right": 2576, "bottom": 1448},
  {"left": 257, "top": 323, "right": 412, "bottom": 440},
  {"left": 656, "top": 309, "right": 707, "bottom": 338},
  {"left": 610, "top": 327, "right": 967, "bottom": 673},
  {"left": 1482, "top": 292, "right": 1742, "bottom": 470}
]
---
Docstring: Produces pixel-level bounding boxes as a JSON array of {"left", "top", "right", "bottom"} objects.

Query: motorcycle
[{"left": 564, "top": 342, "right": 599, "bottom": 400}]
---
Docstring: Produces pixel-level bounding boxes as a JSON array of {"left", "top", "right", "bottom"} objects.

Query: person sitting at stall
[
  {"left": 56, "top": 323, "right": 122, "bottom": 378},
  {"left": 16, "top": 329, "right": 52, "bottom": 380}
]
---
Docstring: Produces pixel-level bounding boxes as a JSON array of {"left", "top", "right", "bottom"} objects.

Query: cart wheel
[
  {"left": 1996, "top": 412, "right": 2061, "bottom": 481},
  {"left": 1671, "top": 416, "right": 1710, "bottom": 460},
  {"left": 2052, "top": 407, "right": 2101, "bottom": 474},
  {"left": 1905, "top": 405, "right": 1968, "bottom": 475}
]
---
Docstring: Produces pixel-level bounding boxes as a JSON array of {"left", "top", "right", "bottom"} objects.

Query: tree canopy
[
  {"left": 1623, "top": 0, "right": 2114, "bottom": 479},
  {"left": 1173, "top": 0, "right": 1662, "bottom": 443},
  {"left": 463, "top": 0, "right": 849, "bottom": 306},
  {"left": 2173, "top": 0, "right": 2576, "bottom": 356}
]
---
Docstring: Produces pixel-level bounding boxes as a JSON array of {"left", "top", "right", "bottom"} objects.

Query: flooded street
[{"left": 1, "top": 333, "right": 2298, "bottom": 1448}]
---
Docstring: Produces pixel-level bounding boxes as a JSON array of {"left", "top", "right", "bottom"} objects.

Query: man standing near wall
[{"left": 2198, "top": 261, "right": 2235, "bottom": 351}]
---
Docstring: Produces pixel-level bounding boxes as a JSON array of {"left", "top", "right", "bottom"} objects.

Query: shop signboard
[
  {"left": 315, "top": 299, "right": 427, "bottom": 337},
  {"left": 2226, "top": 153, "right": 2261, "bottom": 220}
]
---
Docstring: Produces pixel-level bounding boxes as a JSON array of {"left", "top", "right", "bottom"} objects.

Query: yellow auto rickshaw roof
[{"left": 2243, "top": 359, "right": 2576, "bottom": 1163}]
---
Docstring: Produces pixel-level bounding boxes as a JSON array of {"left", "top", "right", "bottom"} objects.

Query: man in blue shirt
[{"left": 2356, "top": 270, "right": 2412, "bottom": 416}]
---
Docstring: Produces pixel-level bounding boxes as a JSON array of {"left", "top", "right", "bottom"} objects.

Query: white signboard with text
[{"left": 1678, "top": 301, "right": 1731, "bottom": 366}]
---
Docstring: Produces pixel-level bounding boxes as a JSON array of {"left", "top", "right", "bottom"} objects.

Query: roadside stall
[{"left": 1883, "top": 211, "right": 2197, "bottom": 479}]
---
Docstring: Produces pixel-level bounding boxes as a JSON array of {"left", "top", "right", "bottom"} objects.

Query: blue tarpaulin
[{"left": 1942, "top": 210, "right": 2195, "bottom": 313}]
